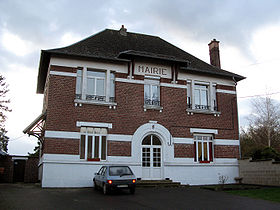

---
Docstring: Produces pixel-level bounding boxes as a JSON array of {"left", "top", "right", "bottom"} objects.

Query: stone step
[{"left": 136, "top": 180, "right": 182, "bottom": 188}]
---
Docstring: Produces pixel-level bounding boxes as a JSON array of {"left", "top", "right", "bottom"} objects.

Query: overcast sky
[{"left": 1, "top": 0, "right": 280, "bottom": 155}]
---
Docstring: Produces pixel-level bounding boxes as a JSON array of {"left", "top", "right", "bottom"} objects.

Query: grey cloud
[{"left": 1, "top": 0, "right": 280, "bottom": 58}]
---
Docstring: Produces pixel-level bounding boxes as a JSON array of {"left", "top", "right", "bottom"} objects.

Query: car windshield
[{"left": 109, "top": 166, "right": 133, "bottom": 176}]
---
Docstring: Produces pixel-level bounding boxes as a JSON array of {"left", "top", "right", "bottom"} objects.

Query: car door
[
  {"left": 96, "top": 167, "right": 105, "bottom": 187},
  {"left": 100, "top": 167, "right": 107, "bottom": 185}
]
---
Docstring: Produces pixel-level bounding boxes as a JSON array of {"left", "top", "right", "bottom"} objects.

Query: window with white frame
[
  {"left": 86, "top": 70, "right": 106, "bottom": 101},
  {"left": 110, "top": 73, "right": 115, "bottom": 102},
  {"left": 212, "top": 85, "right": 217, "bottom": 111},
  {"left": 187, "top": 82, "right": 218, "bottom": 112},
  {"left": 144, "top": 79, "right": 160, "bottom": 106},
  {"left": 194, "top": 135, "right": 213, "bottom": 163},
  {"left": 194, "top": 84, "right": 209, "bottom": 110},
  {"left": 75, "top": 68, "right": 115, "bottom": 103},
  {"left": 79, "top": 127, "right": 107, "bottom": 161},
  {"left": 76, "top": 69, "right": 82, "bottom": 99}
]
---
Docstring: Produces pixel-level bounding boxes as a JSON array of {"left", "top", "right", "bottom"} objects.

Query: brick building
[{"left": 24, "top": 26, "right": 245, "bottom": 187}]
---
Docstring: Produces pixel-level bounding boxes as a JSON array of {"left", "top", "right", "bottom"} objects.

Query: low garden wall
[{"left": 239, "top": 159, "right": 280, "bottom": 186}]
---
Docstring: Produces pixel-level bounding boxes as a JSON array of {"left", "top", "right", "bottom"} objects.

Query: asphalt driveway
[{"left": 0, "top": 183, "right": 279, "bottom": 210}]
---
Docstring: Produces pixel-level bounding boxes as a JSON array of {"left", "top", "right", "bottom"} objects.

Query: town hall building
[{"left": 24, "top": 26, "right": 245, "bottom": 187}]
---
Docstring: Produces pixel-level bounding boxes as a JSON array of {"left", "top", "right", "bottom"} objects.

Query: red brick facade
[
  {"left": 43, "top": 65, "right": 240, "bottom": 159},
  {"left": 174, "top": 144, "right": 194, "bottom": 158},
  {"left": 107, "top": 141, "right": 131, "bottom": 156},
  {"left": 43, "top": 138, "right": 79, "bottom": 155},
  {"left": 214, "top": 145, "right": 239, "bottom": 158}
]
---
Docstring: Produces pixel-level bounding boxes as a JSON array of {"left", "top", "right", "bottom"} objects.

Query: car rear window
[{"left": 109, "top": 166, "right": 133, "bottom": 176}]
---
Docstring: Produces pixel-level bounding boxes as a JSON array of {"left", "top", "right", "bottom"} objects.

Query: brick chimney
[
  {"left": 208, "top": 39, "right": 221, "bottom": 68},
  {"left": 119, "top": 25, "right": 127, "bottom": 36}
]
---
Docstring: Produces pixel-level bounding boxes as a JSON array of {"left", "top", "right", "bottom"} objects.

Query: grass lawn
[{"left": 227, "top": 188, "right": 280, "bottom": 203}]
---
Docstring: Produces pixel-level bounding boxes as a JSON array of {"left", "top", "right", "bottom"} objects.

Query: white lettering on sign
[
  {"left": 138, "top": 65, "right": 167, "bottom": 75},
  {"left": 134, "top": 63, "right": 171, "bottom": 78}
]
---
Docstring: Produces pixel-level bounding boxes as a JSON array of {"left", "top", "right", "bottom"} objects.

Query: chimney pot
[
  {"left": 119, "top": 25, "right": 127, "bottom": 36},
  {"left": 208, "top": 39, "right": 221, "bottom": 68}
]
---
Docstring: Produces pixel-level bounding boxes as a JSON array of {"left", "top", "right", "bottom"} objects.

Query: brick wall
[
  {"left": 43, "top": 65, "right": 239, "bottom": 157},
  {"left": 0, "top": 156, "right": 39, "bottom": 183},
  {"left": 174, "top": 144, "right": 194, "bottom": 158},
  {"left": 0, "top": 156, "right": 13, "bottom": 183},
  {"left": 107, "top": 141, "right": 131, "bottom": 156},
  {"left": 239, "top": 159, "right": 280, "bottom": 186},
  {"left": 214, "top": 145, "right": 239, "bottom": 158},
  {"left": 43, "top": 138, "right": 79, "bottom": 155}
]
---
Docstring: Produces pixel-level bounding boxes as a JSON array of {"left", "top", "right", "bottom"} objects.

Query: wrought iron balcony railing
[
  {"left": 144, "top": 98, "right": 160, "bottom": 106},
  {"left": 86, "top": 94, "right": 106, "bottom": 101},
  {"left": 195, "top": 104, "right": 210, "bottom": 110},
  {"left": 76, "top": 94, "right": 115, "bottom": 103}
]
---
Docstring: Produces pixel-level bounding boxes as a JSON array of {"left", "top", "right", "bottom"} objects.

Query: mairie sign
[{"left": 135, "top": 64, "right": 171, "bottom": 78}]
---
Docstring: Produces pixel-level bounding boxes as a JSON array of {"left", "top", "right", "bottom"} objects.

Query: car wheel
[
  {"left": 103, "top": 184, "right": 109, "bottom": 195},
  {"left": 129, "top": 187, "right": 135, "bottom": 194}
]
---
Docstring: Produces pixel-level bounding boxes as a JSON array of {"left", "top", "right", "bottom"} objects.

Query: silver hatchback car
[{"left": 93, "top": 165, "right": 136, "bottom": 195}]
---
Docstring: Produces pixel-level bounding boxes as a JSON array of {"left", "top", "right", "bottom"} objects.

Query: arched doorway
[{"left": 142, "top": 134, "right": 163, "bottom": 180}]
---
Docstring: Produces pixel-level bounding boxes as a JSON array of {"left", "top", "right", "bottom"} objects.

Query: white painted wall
[
  {"left": 41, "top": 158, "right": 238, "bottom": 187},
  {"left": 50, "top": 57, "right": 128, "bottom": 74}
]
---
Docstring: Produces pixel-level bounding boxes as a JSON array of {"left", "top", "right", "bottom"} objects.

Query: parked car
[{"left": 93, "top": 165, "right": 136, "bottom": 195}]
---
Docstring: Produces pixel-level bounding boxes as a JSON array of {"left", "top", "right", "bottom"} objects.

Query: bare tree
[
  {"left": 241, "top": 95, "right": 280, "bottom": 157},
  {"left": 0, "top": 75, "right": 11, "bottom": 153}
]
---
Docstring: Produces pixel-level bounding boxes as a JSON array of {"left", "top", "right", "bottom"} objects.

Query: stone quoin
[{"left": 23, "top": 26, "right": 245, "bottom": 188}]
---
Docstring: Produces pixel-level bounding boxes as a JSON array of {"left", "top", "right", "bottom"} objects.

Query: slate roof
[{"left": 37, "top": 28, "right": 245, "bottom": 93}]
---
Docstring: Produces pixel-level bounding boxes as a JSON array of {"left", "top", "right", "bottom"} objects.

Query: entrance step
[{"left": 136, "top": 180, "right": 181, "bottom": 188}]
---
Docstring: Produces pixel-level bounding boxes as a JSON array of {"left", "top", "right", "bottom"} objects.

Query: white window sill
[
  {"left": 186, "top": 108, "right": 221, "bottom": 116},
  {"left": 74, "top": 99, "right": 117, "bottom": 108},
  {"left": 144, "top": 105, "right": 163, "bottom": 112}
]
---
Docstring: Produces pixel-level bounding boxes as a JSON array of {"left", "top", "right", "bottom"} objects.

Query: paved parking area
[{"left": 0, "top": 183, "right": 279, "bottom": 210}]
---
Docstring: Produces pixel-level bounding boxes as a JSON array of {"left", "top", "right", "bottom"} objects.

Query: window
[
  {"left": 194, "top": 84, "right": 209, "bottom": 110},
  {"left": 194, "top": 135, "right": 213, "bottom": 163},
  {"left": 109, "top": 166, "right": 133, "bottom": 176},
  {"left": 212, "top": 85, "right": 217, "bottom": 111},
  {"left": 187, "top": 81, "right": 218, "bottom": 113},
  {"left": 75, "top": 68, "right": 115, "bottom": 103},
  {"left": 110, "top": 73, "right": 115, "bottom": 102},
  {"left": 86, "top": 70, "right": 106, "bottom": 101},
  {"left": 76, "top": 69, "right": 82, "bottom": 99},
  {"left": 79, "top": 127, "right": 107, "bottom": 161},
  {"left": 144, "top": 79, "right": 160, "bottom": 106}
]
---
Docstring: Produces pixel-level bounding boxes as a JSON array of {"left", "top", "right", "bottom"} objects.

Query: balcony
[
  {"left": 186, "top": 97, "right": 220, "bottom": 116},
  {"left": 74, "top": 94, "right": 117, "bottom": 108},
  {"left": 144, "top": 98, "right": 160, "bottom": 106},
  {"left": 144, "top": 98, "right": 162, "bottom": 112}
]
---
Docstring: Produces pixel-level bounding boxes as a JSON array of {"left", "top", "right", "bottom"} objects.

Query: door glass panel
[
  {"left": 142, "top": 135, "right": 151, "bottom": 145},
  {"left": 153, "top": 148, "right": 161, "bottom": 167},
  {"left": 142, "top": 148, "right": 150, "bottom": 167},
  {"left": 152, "top": 135, "right": 161, "bottom": 145}
]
